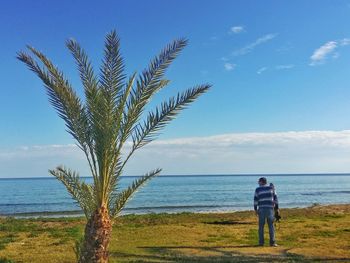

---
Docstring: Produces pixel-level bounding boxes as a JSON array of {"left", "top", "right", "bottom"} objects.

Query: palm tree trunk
[{"left": 79, "top": 206, "right": 112, "bottom": 263}]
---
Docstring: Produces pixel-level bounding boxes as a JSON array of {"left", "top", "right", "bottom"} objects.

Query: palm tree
[{"left": 17, "top": 30, "right": 210, "bottom": 263}]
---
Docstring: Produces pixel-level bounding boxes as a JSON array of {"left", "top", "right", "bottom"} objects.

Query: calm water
[{"left": 0, "top": 175, "right": 349, "bottom": 216}]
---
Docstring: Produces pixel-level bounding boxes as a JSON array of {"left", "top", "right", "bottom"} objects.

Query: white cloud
[
  {"left": 232, "top": 33, "right": 277, "bottom": 56},
  {"left": 0, "top": 144, "right": 87, "bottom": 178},
  {"left": 257, "top": 67, "right": 267, "bottom": 74},
  {"left": 147, "top": 130, "right": 350, "bottom": 148},
  {"left": 340, "top": 38, "right": 350, "bottom": 46},
  {"left": 230, "top": 26, "right": 244, "bottom": 34},
  {"left": 2, "top": 130, "right": 350, "bottom": 177},
  {"left": 309, "top": 38, "right": 350, "bottom": 66},
  {"left": 224, "top": 63, "right": 236, "bottom": 71},
  {"left": 127, "top": 130, "right": 350, "bottom": 174},
  {"left": 310, "top": 41, "right": 337, "bottom": 65},
  {"left": 275, "top": 64, "right": 295, "bottom": 70}
]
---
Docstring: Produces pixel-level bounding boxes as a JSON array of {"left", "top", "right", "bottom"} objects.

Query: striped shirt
[{"left": 254, "top": 185, "right": 278, "bottom": 210}]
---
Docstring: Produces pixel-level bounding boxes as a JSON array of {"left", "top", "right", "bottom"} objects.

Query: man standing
[{"left": 254, "top": 177, "right": 278, "bottom": 247}]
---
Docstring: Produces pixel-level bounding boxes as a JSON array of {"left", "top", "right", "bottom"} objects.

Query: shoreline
[{"left": 2, "top": 202, "right": 349, "bottom": 219}]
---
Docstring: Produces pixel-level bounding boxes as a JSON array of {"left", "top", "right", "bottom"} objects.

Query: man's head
[{"left": 258, "top": 177, "right": 267, "bottom": 186}]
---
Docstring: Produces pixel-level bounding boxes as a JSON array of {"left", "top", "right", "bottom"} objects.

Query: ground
[{"left": 0, "top": 204, "right": 349, "bottom": 262}]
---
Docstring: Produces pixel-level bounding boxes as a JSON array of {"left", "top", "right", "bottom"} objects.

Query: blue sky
[{"left": 1, "top": 0, "right": 350, "bottom": 177}]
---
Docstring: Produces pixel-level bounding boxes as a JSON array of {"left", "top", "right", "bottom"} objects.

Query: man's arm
[
  {"left": 273, "top": 190, "right": 279, "bottom": 209},
  {"left": 254, "top": 189, "right": 258, "bottom": 212}
]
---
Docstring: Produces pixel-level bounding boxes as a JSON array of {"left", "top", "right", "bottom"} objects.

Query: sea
[{"left": 0, "top": 174, "right": 349, "bottom": 217}]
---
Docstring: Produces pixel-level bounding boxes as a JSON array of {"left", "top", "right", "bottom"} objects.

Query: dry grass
[{"left": 0, "top": 204, "right": 349, "bottom": 262}]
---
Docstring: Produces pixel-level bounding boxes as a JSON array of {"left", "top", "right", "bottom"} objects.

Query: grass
[{"left": 0, "top": 204, "right": 349, "bottom": 262}]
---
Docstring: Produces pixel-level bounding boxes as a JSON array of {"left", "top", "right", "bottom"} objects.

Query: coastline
[{"left": 1, "top": 202, "right": 349, "bottom": 219}]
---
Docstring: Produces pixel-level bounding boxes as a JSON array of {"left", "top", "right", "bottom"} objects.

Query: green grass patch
[
  {"left": 200, "top": 233, "right": 233, "bottom": 243},
  {"left": 0, "top": 234, "right": 17, "bottom": 250},
  {"left": 0, "top": 218, "right": 40, "bottom": 233},
  {"left": 280, "top": 232, "right": 298, "bottom": 246},
  {"left": 316, "top": 230, "right": 337, "bottom": 237},
  {"left": 47, "top": 226, "right": 82, "bottom": 244},
  {"left": 245, "top": 228, "right": 258, "bottom": 245}
]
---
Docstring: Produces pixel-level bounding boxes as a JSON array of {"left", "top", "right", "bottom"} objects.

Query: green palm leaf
[
  {"left": 66, "top": 39, "right": 99, "bottom": 93},
  {"left": 110, "top": 168, "right": 162, "bottom": 217},
  {"left": 100, "top": 30, "right": 125, "bottom": 103},
  {"left": 132, "top": 84, "right": 210, "bottom": 150},
  {"left": 120, "top": 39, "right": 188, "bottom": 145},
  {"left": 114, "top": 84, "right": 210, "bottom": 179},
  {"left": 66, "top": 39, "right": 99, "bottom": 179},
  {"left": 50, "top": 166, "right": 96, "bottom": 217},
  {"left": 17, "top": 48, "right": 98, "bottom": 187}
]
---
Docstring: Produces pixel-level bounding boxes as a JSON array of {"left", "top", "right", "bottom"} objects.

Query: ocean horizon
[
  {"left": 1, "top": 174, "right": 349, "bottom": 217},
  {"left": 2, "top": 172, "right": 350, "bottom": 179}
]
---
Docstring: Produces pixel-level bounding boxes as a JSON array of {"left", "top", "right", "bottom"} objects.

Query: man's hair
[{"left": 258, "top": 177, "right": 267, "bottom": 185}]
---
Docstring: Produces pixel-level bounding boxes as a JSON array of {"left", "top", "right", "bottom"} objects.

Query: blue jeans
[{"left": 258, "top": 208, "right": 275, "bottom": 245}]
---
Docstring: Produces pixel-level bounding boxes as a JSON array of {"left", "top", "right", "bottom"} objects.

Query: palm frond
[
  {"left": 110, "top": 168, "right": 161, "bottom": 217},
  {"left": 17, "top": 48, "right": 100, "bottom": 188},
  {"left": 67, "top": 35, "right": 123, "bottom": 202},
  {"left": 114, "top": 85, "right": 210, "bottom": 178},
  {"left": 84, "top": 31, "right": 126, "bottom": 202},
  {"left": 66, "top": 39, "right": 99, "bottom": 93},
  {"left": 132, "top": 84, "right": 210, "bottom": 150},
  {"left": 66, "top": 39, "right": 99, "bottom": 180},
  {"left": 100, "top": 30, "right": 125, "bottom": 104},
  {"left": 17, "top": 49, "right": 88, "bottom": 152},
  {"left": 65, "top": 38, "right": 101, "bottom": 132},
  {"left": 120, "top": 39, "right": 187, "bottom": 144},
  {"left": 114, "top": 73, "right": 136, "bottom": 139},
  {"left": 107, "top": 74, "right": 137, "bottom": 186},
  {"left": 50, "top": 166, "right": 96, "bottom": 218},
  {"left": 137, "top": 38, "right": 187, "bottom": 100}
]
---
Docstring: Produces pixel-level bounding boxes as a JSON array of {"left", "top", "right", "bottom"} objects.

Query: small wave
[
  {"left": 0, "top": 210, "right": 83, "bottom": 217},
  {"left": 124, "top": 205, "right": 222, "bottom": 211},
  {"left": 301, "top": 190, "right": 350, "bottom": 196},
  {"left": 331, "top": 190, "right": 350, "bottom": 194},
  {"left": 0, "top": 202, "right": 76, "bottom": 207}
]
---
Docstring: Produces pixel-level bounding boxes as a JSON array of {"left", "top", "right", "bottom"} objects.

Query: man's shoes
[
  {"left": 258, "top": 244, "right": 264, "bottom": 246},
  {"left": 270, "top": 243, "right": 278, "bottom": 247}
]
